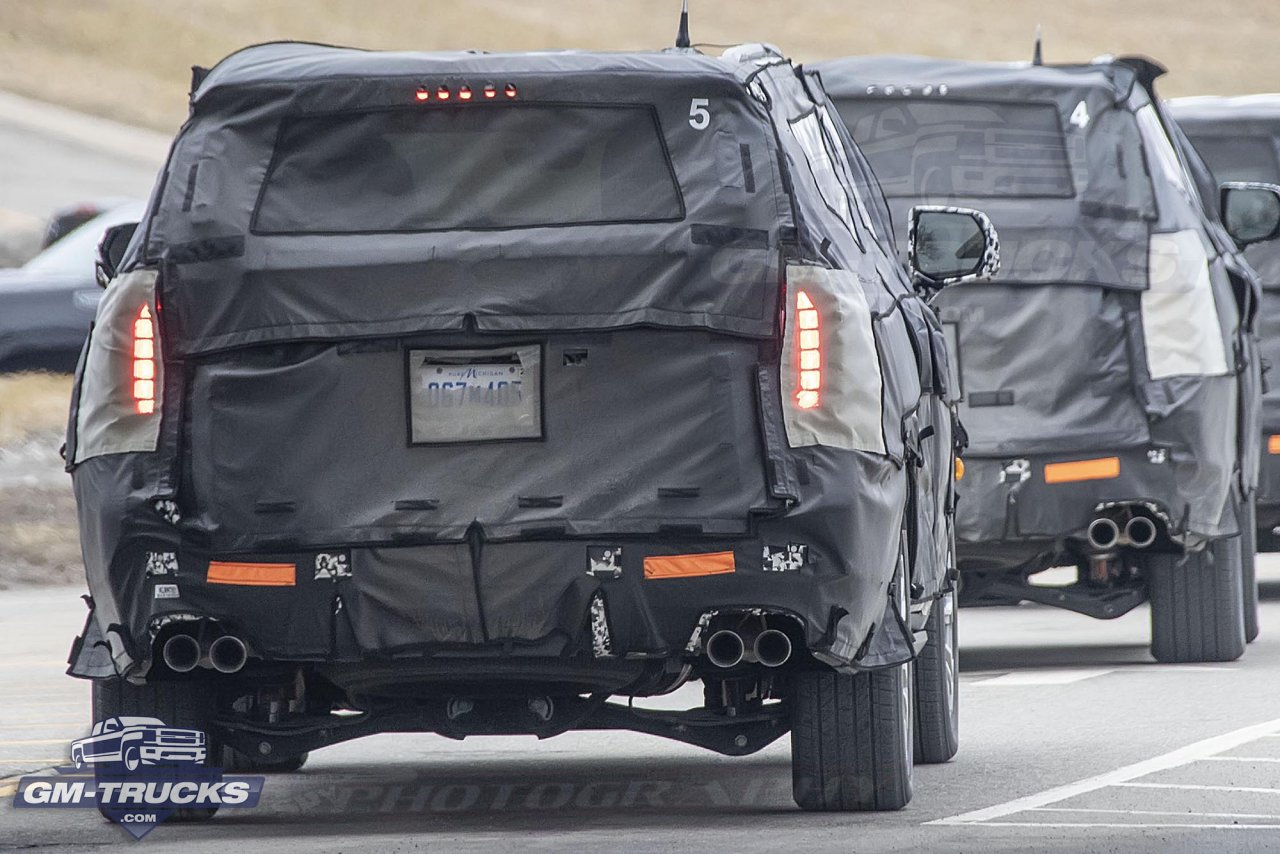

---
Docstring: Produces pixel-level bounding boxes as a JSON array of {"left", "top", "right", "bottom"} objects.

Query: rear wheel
[
  {"left": 913, "top": 586, "right": 959, "bottom": 764},
  {"left": 791, "top": 559, "right": 913, "bottom": 811},
  {"left": 1242, "top": 497, "right": 1260, "bottom": 644},
  {"left": 1146, "top": 534, "right": 1247, "bottom": 663},
  {"left": 221, "top": 747, "right": 309, "bottom": 773},
  {"left": 92, "top": 678, "right": 220, "bottom": 822}
]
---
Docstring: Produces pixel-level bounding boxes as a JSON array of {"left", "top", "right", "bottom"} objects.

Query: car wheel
[
  {"left": 913, "top": 585, "right": 959, "bottom": 764},
  {"left": 92, "top": 677, "right": 221, "bottom": 822},
  {"left": 221, "top": 746, "right": 309, "bottom": 773},
  {"left": 1146, "top": 529, "right": 1247, "bottom": 664},
  {"left": 1242, "top": 496, "right": 1260, "bottom": 644},
  {"left": 790, "top": 553, "right": 913, "bottom": 811}
]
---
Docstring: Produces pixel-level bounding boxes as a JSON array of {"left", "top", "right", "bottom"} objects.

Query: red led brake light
[
  {"left": 133, "top": 304, "right": 156, "bottom": 415},
  {"left": 795, "top": 290, "right": 820, "bottom": 409}
]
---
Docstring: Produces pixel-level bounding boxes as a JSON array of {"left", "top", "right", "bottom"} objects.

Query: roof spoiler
[{"left": 1115, "top": 55, "right": 1168, "bottom": 96}]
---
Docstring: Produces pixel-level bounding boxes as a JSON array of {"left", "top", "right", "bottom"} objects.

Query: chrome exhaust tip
[
  {"left": 706, "top": 629, "right": 745, "bottom": 668},
  {"left": 1125, "top": 516, "right": 1157, "bottom": 549},
  {"left": 207, "top": 635, "right": 248, "bottom": 674},
  {"left": 161, "top": 634, "right": 201, "bottom": 673},
  {"left": 754, "top": 629, "right": 793, "bottom": 667},
  {"left": 1087, "top": 517, "right": 1121, "bottom": 551}
]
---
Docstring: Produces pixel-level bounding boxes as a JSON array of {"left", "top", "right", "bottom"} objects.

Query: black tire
[
  {"left": 913, "top": 586, "right": 959, "bottom": 764},
  {"left": 92, "top": 678, "right": 220, "bottom": 822},
  {"left": 791, "top": 557, "right": 913, "bottom": 811},
  {"left": 221, "top": 746, "right": 309, "bottom": 773},
  {"left": 1242, "top": 498, "right": 1260, "bottom": 644},
  {"left": 1147, "top": 535, "right": 1247, "bottom": 663}
]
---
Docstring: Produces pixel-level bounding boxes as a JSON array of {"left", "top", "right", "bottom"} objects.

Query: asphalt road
[
  {"left": 0, "top": 90, "right": 166, "bottom": 221},
  {"left": 5, "top": 570, "right": 1280, "bottom": 852}
]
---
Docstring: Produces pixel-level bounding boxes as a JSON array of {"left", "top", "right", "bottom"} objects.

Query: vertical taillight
[
  {"left": 133, "top": 304, "right": 156, "bottom": 415},
  {"left": 795, "top": 290, "right": 821, "bottom": 409}
]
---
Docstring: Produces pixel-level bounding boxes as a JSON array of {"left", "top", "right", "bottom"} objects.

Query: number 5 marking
[{"left": 689, "top": 97, "right": 710, "bottom": 130}]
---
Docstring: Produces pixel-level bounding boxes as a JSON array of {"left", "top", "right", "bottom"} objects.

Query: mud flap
[
  {"left": 855, "top": 592, "right": 919, "bottom": 670},
  {"left": 66, "top": 599, "right": 120, "bottom": 679},
  {"left": 812, "top": 590, "right": 917, "bottom": 672}
]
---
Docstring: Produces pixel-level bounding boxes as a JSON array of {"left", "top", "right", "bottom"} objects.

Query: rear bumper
[
  {"left": 955, "top": 445, "right": 1233, "bottom": 573},
  {"left": 71, "top": 535, "right": 889, "bottom": 683}
]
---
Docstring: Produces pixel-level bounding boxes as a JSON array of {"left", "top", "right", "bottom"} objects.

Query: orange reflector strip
[
  {"left": 207, "top": 561, "right": 296, "bottom": 587},
  {"left": 1269, "top": 435, "right": 1280, "bottom": 455},
  {"left": 955, "top": 457, "right": 965, "bottom": 480},
  {"left": 1043, "top": 457, "right": 1120, "bottom": 484},
  {"left": 643, "top": 551, "right": 736, "bottom": 580}
]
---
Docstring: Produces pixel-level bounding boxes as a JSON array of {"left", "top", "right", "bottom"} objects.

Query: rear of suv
[
  {"left": 818, "top": 54, "right": 1280, "bottom": 662},
  {"left": 68, "top": 41, "right": 997, "bottom": 812}
]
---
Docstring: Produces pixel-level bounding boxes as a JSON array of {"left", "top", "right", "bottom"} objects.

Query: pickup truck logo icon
[{"left": 70, "top": 717, "right": 207, "bottom": 770}]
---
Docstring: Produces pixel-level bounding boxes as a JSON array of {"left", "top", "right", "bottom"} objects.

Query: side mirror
[
  {"left": 94, "top": 221, "right": 139, "bottom": 288},
  {"left": 1222, "top": 182, "right": 1280, "bottom": 247},
  {"left": 907, "top": 205, "right": 1001, "bottom": 291}
]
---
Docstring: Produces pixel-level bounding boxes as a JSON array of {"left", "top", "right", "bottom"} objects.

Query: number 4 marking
[
  {"left": 689, "top": 98, "right": 710, "bottom": 130},
  {"left": 1070, "top": 100, "right": 1090, "bottom": 129}
]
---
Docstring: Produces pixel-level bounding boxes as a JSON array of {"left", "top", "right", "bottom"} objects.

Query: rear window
[
  {"left": 833, "top": 99, "right": 1074, "bottom": 199},
  {"left": 1186, "top": 134, "right": 1280, "bottom": 185},
  {"left": 253, "top": 105, "right": 684, "bottom": 234}
]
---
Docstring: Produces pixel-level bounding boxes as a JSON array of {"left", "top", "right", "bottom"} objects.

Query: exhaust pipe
[
  {"left": 1125, "top": 516, "right": 1157, "bottom": 549},
  {"left": 754, "top": 629, "right": 793, "bottom": 667},
  {"left": 161, "top": 634, "right": 201, "bottom": 673},
  {"left": 706, "top": 630, "right": 745, "bottom": 668},
  {"left": 207, "top": 635, "right": 248, "bottom": 674},
  {"left": 1087, "top": 517, "right": 1121, "bottom": 550}
]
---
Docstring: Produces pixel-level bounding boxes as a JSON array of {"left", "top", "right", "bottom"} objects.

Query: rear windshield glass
[
  {"left": 1186, "top": 134, "right": 1280, "bottom": 185},
  {"left": 833, "top": 98, "right": 1074, "bottom": 199},
  {"left": 253, "top": 105, "right": 684, "bottom": 234}
]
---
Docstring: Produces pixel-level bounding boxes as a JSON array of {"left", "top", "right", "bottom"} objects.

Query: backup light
[
  {"left": 795, "top": 290, "right": 821, "bottom": 409},
  {"left": 133, "top": 304, "right": 156, "bottom": 415}
]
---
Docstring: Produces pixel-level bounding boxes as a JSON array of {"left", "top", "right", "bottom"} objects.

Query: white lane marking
[
  {"left": 930, "top": 716, "right": 1280, "bottom": 825},
  {"left": 955, "top": 822, "right": 1280, "bottom": 830},
  {"left": 1032, "top": 807, "right": 1280, "bottom": 820},
  {"left": 969, "top": 669, "right": 1113, "bottom": 686},
  {"left": 1202, "top": 756, "right": 1280, "bottom": 763},
  {"left": 1117, "top": 782, "right": 1280, "bottom": 795}
]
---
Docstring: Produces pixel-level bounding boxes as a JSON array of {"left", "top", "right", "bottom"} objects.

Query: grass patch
[{"left": 0, "top": 373, "right": 72, "bottom": 446}]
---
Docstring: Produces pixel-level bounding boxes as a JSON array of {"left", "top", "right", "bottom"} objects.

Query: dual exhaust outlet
[
  {"left": 1087, "top": 514, "right": 1158, "bottom": 551},
  {"left": 705, "top": 626, "right": 793, "bottom": 669},
  {"left": 161, "top": 632, "right": 248, "bottom": 674}
]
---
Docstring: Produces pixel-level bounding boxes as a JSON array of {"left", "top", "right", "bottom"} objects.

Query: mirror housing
[
  {"left": 907, "top": 205, "right": 1001, "bottom": 291},
  {"left": 95, "top": 221, "right": 139, "bottom": 288},
  {"left": 1221, "top": 182, "right": 1280, "bottom": 247}
]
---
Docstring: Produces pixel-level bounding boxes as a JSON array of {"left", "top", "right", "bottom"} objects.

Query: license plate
[{"left": 407, "top": 345, "right": 542, "bottom": 443}]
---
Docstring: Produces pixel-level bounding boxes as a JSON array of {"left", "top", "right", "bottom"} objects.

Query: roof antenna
[
  {"left": 1032, "top": 24, "right": 1043, "bottom": 66},
  {"left": 675, "top": 0, "right": 691, "bottom": 49}
]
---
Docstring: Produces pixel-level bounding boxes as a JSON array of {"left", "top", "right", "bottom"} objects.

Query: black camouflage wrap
[
  {"left": 67, "top": 43, "right": 956, "bottom": 683},
  {"left": 1169, "top": 95, "right": 1280, "bottom": 532},
  {"left": 816, "top": 55, "right": 1263, "bottom": 569}
]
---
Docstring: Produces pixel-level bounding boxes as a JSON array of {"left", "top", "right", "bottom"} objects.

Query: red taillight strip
[
  {"left": 795, "top": 290, "right": 820, "bottom": 409},
  {"left": 133, "top": 304, "right": 156, "bottom": 415}
]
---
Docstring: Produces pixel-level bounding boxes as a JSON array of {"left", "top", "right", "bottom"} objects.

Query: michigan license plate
[{"left": 407, "top": 346, "right": 541, "bottom": 443}]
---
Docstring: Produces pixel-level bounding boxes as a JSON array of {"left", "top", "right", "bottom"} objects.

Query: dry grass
[
  {"left": 0, "top": 0, "right": 1277, "bottom": 133},
  {"left": 0, "top": 485, "right": 82, "bottom": 589},
  {"left": 0, "top": 373, "right": 72, "bottom": 445}
]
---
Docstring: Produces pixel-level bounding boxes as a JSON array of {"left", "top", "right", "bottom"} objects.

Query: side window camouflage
[{"left": 787, "top": 109, "right": 863, "bottom": 249}]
